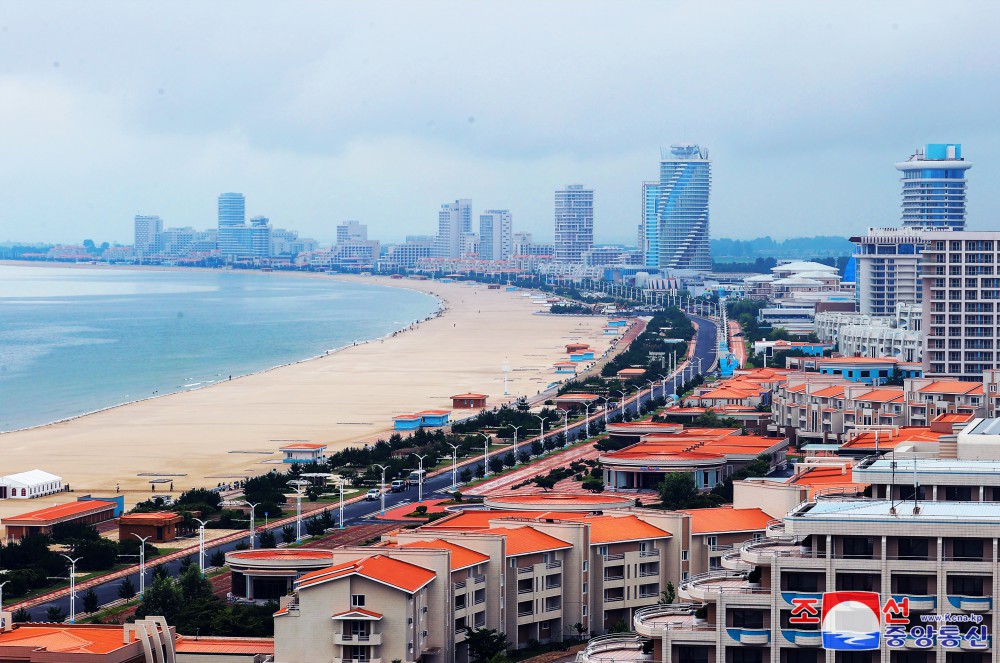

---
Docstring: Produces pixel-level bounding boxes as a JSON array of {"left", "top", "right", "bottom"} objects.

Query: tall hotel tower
[
  {"left": 897, "top": 143, "right": 971, "bottom": 230},
  {"left": 554, "top": 185, "right": 593, "bottom": 263},
  {"left": 643, "top": 145, "right": 711, "bottom": 273}
]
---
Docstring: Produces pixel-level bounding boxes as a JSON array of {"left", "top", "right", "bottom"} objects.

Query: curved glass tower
[
  {"left": 895, "top": 144, "right": 971, "bottom": 230},
  {"left": 648, "top": 144, "right": 711, "bottom": 273}
]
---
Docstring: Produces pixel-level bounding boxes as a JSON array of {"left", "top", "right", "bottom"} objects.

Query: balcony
[
  {"left": 764, "top": 519, "right": 787, "bottom": 539},
  {"left": 545, "top": 560, "right": 562, "bottom": 569},
  {"left": 720, "top": 549, "right": 752, "bottom": 572},
  {"left": 517, "top": 566, "right": 533, "bottom": 575},
  {"left": 891, "top": 594, "right": 936, "bottom": 612},
  {"left": 576, "top": 635, "right": 653, "bottom": 663},
  {"left": 781, "top": 629, "right": 822, "bottom": 647},
  {"left": 946, "top": 595, "right": 993, "bottom": 612},
  {"left": 740, "top": 540, "right": 816, "bottom": 565},
  {"left": 678, "top": 570, "right": 769, "bottom": 603},
  {"left": 453, "top": 580, "right": 467, "bottom": 590},
  {"left": 726, "top": 628, "right": 771, "bottom": 645},
  {"left": 473, "top": 574, "right": 486, "bottom": 584},
  {"left": 639, "top": 550, "right": 659, "bottom": 558},
  {"left": 334, "top": 634, "right": 382, "bottom": 645},
  {"left": 603, "top": 553, "right": 625, "bottom": 561}
]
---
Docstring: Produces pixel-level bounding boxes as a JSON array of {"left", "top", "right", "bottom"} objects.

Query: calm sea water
[{"left": 0, "top": 266, "right": 439, "bottom": 432}]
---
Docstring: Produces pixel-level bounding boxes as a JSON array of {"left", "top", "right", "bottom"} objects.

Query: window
[
  {"left": 706, "top": 536, "right": 718, "bottom": 549},
  {"left": 949, "top": 575, "right": 985, "bottom": 595},
  {"left": 582, "top": 582, "right": 587, "bottom": 594},
  {"left": 351, "top": 594, "right": 365, "bottom": 607},
  {"left": 952, "top": 539, "right": 985, "bottom": 561},
  {"left": 582, "top": 605, "right": 587, "bottom": 616},
  {"left": 597, "top": 546, "right": 608, "bottom": 556},
  {"left": 681, "top": 550, "right": 689, "bottom": 561},
  {"left": 583, "top": 561, "right": 588, "bottom": 571}
]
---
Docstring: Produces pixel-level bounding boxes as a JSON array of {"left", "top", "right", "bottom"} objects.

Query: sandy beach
[{"left": 0, "top": 271, "right": 616, "bottom": 519}]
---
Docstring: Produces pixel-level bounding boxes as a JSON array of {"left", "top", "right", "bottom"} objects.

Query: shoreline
[
  {"left": 0, "top": 264, "right": 446, "bottom": 435},
  {"left": 0, "top": 265, "right": 617, "bottom": 515}
]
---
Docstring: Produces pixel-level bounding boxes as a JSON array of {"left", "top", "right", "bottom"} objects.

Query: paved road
[{"left": 26, "top": 312, "right": 718, "bottom": 620}]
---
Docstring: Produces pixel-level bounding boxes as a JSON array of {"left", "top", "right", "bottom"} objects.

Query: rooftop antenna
[
  {"left": 889, "top": 453, "right": 897, "bottom": 516},
  {"left": 912, "top": 456, "right": 921, "bottom": 515}
]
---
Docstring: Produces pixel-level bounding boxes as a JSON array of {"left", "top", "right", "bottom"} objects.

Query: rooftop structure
[
  {"left": 2, "top": 499, "right": 117, "bottom": 542},
  {"left": 896, "top": 143, "right": 971, "bottom": 230}
]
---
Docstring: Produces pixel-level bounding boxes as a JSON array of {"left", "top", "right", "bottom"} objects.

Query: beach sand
[{"left": 0, "top": 273, "right": 616, "bottom": 520}]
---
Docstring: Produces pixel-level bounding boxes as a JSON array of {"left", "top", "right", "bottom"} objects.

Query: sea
[{"left": 0, "top": 265, "right": 440, "bottom": 433}]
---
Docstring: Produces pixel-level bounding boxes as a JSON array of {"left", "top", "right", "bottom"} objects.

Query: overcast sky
[{"left": 2, "top": 1, "right": 998, "bottom": 246}]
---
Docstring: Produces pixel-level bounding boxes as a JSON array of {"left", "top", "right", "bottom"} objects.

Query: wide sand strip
[{"left": 0, "top": 275, "right": 613, "bottom": 512}]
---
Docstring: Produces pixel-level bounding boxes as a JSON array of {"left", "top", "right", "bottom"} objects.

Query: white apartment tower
[
  {"left": 337, "top": 220, "right": 367, "bottom": 244},
  {"left": 133, "top": 214, "right": 163, "bottom": 259},
  {"left": 645, "top": 145, "right": 711, "bottom": 273},
  {"left": 436, "top": 199, "right": 472, "bottom": 258},
  {"left": 554, "top": 185, "right": 593, "bottom": 263},
  {"left": 479, "top": 210, "right": 513, "bottom": 261},
  {"left": 921, "top": 231, "right": 1000, "bottom": 380},
  {"left": 897, "top": 143, "right": 971, "bottom": 230}
]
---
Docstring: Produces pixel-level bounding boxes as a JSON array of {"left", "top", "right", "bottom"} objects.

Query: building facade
[
  {"left": 554, "top": 185, "right": 594, "bottom": 263},
  {"left": 851, "top": 227, "right": 929, "bottom": 315},
  {"left": 338, "top": 220, "right": 368, "bottom": 243},
  {"left": 897, "top": 143, "right": 971, "bottom": 230},
  {"left": 479, "top": 210, "right": 512, "bottom": 261},
  {"left": 645, "top": 145, "right": 711, "bottom": 273},
  {"left": 133, "top": 215, "right": 162, "bottom": 260},
  {"left": 436, "top": 199, "right": 473, "bottom": 259}
]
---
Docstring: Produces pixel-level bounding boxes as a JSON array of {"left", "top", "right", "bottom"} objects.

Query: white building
[
  {"left": 815, "top": 303, "right": 923, "bottom": 362},
  {"left": 479, "top": 210, "right": 512, "bottom": 261},
  {"left": 851, "top": 227, "right": 930, "bottom": 315},
  {"left": 554, "top": 185, "right": 593, "bottom": 263},
  {"left": 435, "top": 199, "right": 472, "bottom": 259},
  {"left": 897, "top": 142, "right": 972, "bottom": 230},
  {"left": 337, "top": 220, "right": 368, "bottom": 243},
  {"left": 0, "top": 470, "right": 64, "bottom": 499},
  {"left": 133, "top": 214, "right": 162, "bottom": 260},
  {"left": 922, "top": 231, "right": 1000, "bottom": 379}
]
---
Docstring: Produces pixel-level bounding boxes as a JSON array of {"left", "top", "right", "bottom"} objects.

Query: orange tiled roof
[
  {"left": 486, "top": 526, "right": 573, "bottom": 556},
  {"left": 416, "top": 409, "right": 451, "bottom": 416},
  {"left": 557, "top": 393, "right": 601, "bottom": 400},
  {"left": 295, "top": 555, "right": 436, "bottom": 593},
  {"left": 811, "top": 385, "right": 846, "bottom": 398},
  {"left": 399, "top": 538, "right": 491, "bottom": 570},
  {"left": 677, "top": 507, "right": 771, "bottom": 534},
  {"left": 933, "top": 412, "right": 975, "bottom": 424},
  {"left": 279, "top": 443, "right": 327, "bottom": 450},
  {"left": 0, "top": 624, "right": 142, "bottom": 654},
  {"left": 1, "top": 500, "right": 117, "bottom": 525},
  {"left": 331, "top": 608, "right": 384, "bottom": 620},
  {"left": 117, "top": 511, "right": 182, "bottom": 526},
  {"left": 854, "top": 388, "right": 904, "bottom": 403},
  {"left": 228, "top": 549, "right": 336, "bottom": 561},
  {"left": 425, "top": 510, "right": 555, "bottom": 529},
  {"left": 918, "top": 381, "right": 983, "bottom": 395},
  {"left": 175, "top": 637, "right": 275, "bottom": 654},
  {"left": 841, "top": 426, "right": 942, "bottom": 450},
  {"left": 586, "top": 515, "right": 670, "bottom": 544},
  {"left": 452, "top": 393, "right": 488, "bottom": 399}
]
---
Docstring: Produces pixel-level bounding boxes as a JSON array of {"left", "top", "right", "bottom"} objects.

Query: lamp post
[
  {"left": 583, "top": 404, "right": 592, "bottom": 439},
  {"left": 658, "top": 374, "right": 669, "bottom": 401},
  {"left": 290, "top": 482, "right": 307, "bottom": 542},
  {"left": 414, "top": 454, "right": 428, "bottom": 502},
  {"left": 602, "top": 398, "right": 612, "bottom": 425},
  {"left": 646, "top": 380, "right": 657, "bottom": 410},
  {"left": 61, "top": 555, "right": 82, "bottom": 624},
  {"left": 338, "top": 479, "right": 346, "bottom": 529},
  {"left": 448, "top": 443, "right": 460, "bottom": 489},
  {"left": 697, "top": 357, "right": 703, "bottom": 377},
  {"left": 0, "top": 580, "right": 9, "bottom": 609},
  {"left": 192, "top": 519, "right": 208, "bottom": 572},
  {"left": 131, "top": 534, "right": 151, "bottom": 598},
  {"left": 375, "top": 464, "right": 388, "bottom": 515},
  {"left": 533, "top": 414, "right": 546, "bottom": 450},
  {"left": 616, "top": 389, "right": 628, "bottom": 418},
  {"left": 508, "top": 426, "right": 523, "bottom": 465},
  {"left": 245, "top": 502, "right": 259, "bottom": 550},
  {"left": 561, "top": 410, "right": 570, "bottom": 445},
  {"left": 471, "top": 433, "right": 490, "bottom": 477}
]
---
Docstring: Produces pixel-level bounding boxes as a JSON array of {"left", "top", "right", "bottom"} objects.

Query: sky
[{"left": 1, "top": 1, "right": 999, "bottom": 246}]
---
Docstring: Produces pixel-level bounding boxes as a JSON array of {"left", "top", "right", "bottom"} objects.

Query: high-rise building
[
  {"left": 554, "top": 185, "right": 593, "bottom": 263},
  {"left": 336, "top": 220, "right": 367, "bottom": 244},
  {"left": 646, "top": 145, "right": 711, "bottom": 273},
  {"left": 217, "top": 192, "right": 246, "bottom": 228},
  {"left": 479, "top": 210, "right": 512, "bottom": 261},
  {"left": 897, "top": 143, "right": 971, "bottom": 230},
  {"left": 851, "top": 227, "right": 928, "bottom": 315},
  {"left": 133, "top": 214, "right": 162, "bottom": 259},
  {"left": 435, "top": 199, "right": 472, "bottom": 258},
  {"left": 249, "top": 216, "right": 272, "bottom": 258},
  {"left": 921, "top": 230, "right": 1000, "bottom": 379}
]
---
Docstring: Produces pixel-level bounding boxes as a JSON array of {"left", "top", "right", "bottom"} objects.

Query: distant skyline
[{"left": 1, "top": 2, "right": 999, "bottom": 245}]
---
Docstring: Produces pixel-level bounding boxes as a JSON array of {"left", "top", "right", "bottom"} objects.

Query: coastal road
[{"left": 25, "top": 313, "right": 719, "bottom": 619}]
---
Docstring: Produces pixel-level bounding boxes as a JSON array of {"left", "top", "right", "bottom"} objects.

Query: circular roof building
[{"left": 482, "top": 493, "right": 635, "bottom": 512}]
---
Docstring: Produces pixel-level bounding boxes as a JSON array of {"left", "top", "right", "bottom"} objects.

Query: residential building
[
  {"left": 217, "top": 192, "right": 246, "bottom": 228},
  {"left": 920, "top": 231, "right": 1000, "bottom": 379},
  {"left": 851, "top": 227, "right": 929, "bottom": 314},
  {"left": 641, "top": 181, "right": 659, "bottom": 269},
  {"left": 646, "top": 145, "right": 711, "bottom": 273},
  {"left": 133, "top": 214, "right": 162, "bottom": 259},
  {"left": 554, "top": 185, "right": 594, "bottom": 263},
  {"left": 479, "top": 210, "right": 513, "bottom": 261},
  {"left": 897, "top": 143, "right": 971, "bottom": 230},
  {"left": 815, "top": 303, "right": 923, "bottom": 362},
  {"left": 385, "top": 239, "right": 436, "bottom": 268},
  {"left": 249, "top": 216, "right": 272, "bottom": 258},
  {"left": 337, "top": 220, "right": 368, "bottom": 243},
  {"left": 436, "top": 199, "right": 473, "bottom": 259}
]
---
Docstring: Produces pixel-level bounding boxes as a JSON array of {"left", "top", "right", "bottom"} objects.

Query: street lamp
[
  {"left": 447, "top": 443, "right": 460, "bottom": 489},
  {"left": 131, "top": 534, "right": 151, "bottom": 598},
  {"left": 289, "top": 481, "right": 307, "bottom": 542},
  {"left": 561, "top": 410, "right": 570, "bottom": 444},
  {"left": 338, "top": 478, "right": 347, "bottom": 530},
  {"left": 471, "top": 433, "right": 490, "bottom": 477},
  {"left": 616, "top": 389, "right": 629, "bottom": 418},
  {"left": 646, "top": 380, "right": 657, "bottom": 410},
  {"left": 414, "top": 454, "right": 428, "bottom": 502},
  {"left": 507, "top": 425, "right": 523, "bottom": 465},
  {"left": 192, "top": 518, "right": 208, "bottom": 572},
  {"left": 533, "top": 414, "right": 546, "bottom": 450},
  {"left": 374, "top": 464, "right": 388, "bottom": 515},
  {"left": 697, "top": 357, "right": 703, "bottom": 376},
  {"left": 658, "top": 374, "right": 669, "bottom": 401},
  {"left": 583, "top": 403, "right": 593, "bottom": 439},
  {"left": 61, "top": 555, "right": 82, "bottom": 624},
  {"left": 0, "top": 581, "right": 9, "bottom": 609},
  {"left": 243, "top": 502, "right": 260, "bottom": 550}
]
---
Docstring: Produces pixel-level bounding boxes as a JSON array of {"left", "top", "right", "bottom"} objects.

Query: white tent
[{"left": 0, "top": 469, "right": 64, "bottom": 499}]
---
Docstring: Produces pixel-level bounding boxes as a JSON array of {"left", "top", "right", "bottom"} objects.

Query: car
[
  {"left": 390, "top": 479, "right": 407, "bottom": 492},
  {"left": 365, "top": 488, "right": 381, "bottom": 501}
]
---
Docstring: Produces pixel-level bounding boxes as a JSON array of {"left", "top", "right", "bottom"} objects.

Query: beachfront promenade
[{"left": 15, "top": 311, "right": 718, "bottom": 618}]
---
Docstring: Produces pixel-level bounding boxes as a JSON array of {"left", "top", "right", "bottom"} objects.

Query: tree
[
  {"left": 517, "top": 450, "right": 530, "bottom": 464},
  {"left": 136, "top": 575, "right": 184, "bottom": 622},
  {"left": 582, "top": 478, "right": 604, "bottom": 493},
  {"left": 179, "top": 555, "right": 194, "bottom": 572},
  {"left": 532, "top": 476, "right": 557, "bottom": 492},
  {"left": 502, "top": 452, "right": 516, "bottom": 468},
  {"left": 82, "top": 587, "right": 99, "bottom": 613},
  {"left": 210, "top": 550, "right": 226, "bottom": 568},
  {"left": 259, "top": 531, "right": 277, "bottom": 548},
  {"left": 658, "top": 472, "right": 696, "bottom": 509},
  {"left": 46, "top": 606, "right": 65, "bottom": 622},
  {"left": 11, "top": 608, "right": 31, "bottom": 623},
  {"left": 281, "top": 526, "right": 295, "bottom": 544},
  {"left": 607, "top": 619, "right": 629, "bottom": 633},
  {"left": 464, "top": 626, "right": 510, "bottom": 663},
  {"left": 179, "top": 564, "right": 213, "bottom": 601},
  {"left": 658, "top": 581, "right": 676, "bottom": 605},
  {"left": 530, "top": 440, "right": 543, "bottom": 456},
  {"left": 152, "top": 565, "right": 170, "bottom": 582},
  {"left": 118, "top": 576, "right": 137, "bottom": 600},
  {"left": 474, "top": 464, "right": 486, "bottom": 479},
  {"left": 488, "top": 456, "right": 504, "bottom": 475}
]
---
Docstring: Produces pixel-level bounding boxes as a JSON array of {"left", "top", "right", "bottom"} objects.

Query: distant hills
[{"left": 712, "top": 236, "right": 853, "bottom": 261}]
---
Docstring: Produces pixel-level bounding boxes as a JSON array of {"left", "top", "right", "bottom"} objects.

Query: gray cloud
[{"left": 1, "top": 1, "right": 998, "bottom": 245}]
